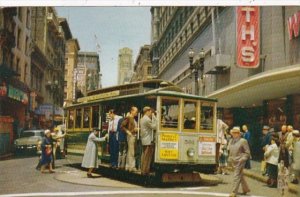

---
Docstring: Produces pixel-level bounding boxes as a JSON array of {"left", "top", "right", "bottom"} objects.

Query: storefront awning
[{"left": 207, "top": 64, "right": 300, "bottom": 108}]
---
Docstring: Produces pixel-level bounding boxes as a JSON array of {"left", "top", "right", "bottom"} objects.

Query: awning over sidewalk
[{"left": 207, "top": 64, "right": 300, "bottom": 108}]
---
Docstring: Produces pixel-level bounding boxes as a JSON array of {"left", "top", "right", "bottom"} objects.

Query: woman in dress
[
  {"left": 40, "top": 129, "right": 54, "bottom": 173},
  {"left": 82, "top": 128, "right": 108, "bottom": 177}
]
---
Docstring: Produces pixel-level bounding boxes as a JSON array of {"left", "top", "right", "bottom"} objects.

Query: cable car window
[
  {"left": 183, "top": 100, "right": 197, "bottom": 130},
  {"left": 200, "top": 102, "right": 214, "bottom": 131},
  {"left": 75, "top": 108, "right": 82, "bottom": 128},
  {"left": 161, "top": 98, "right": 179, "bottom": 129},
  {"left": 68, "top": 110, "right": 74, "bottom": 129},
  {"left": 92, "top": 106, "right": 99, "bottom": 128},
  {"left": 83, "top": 107, "right": 91, "bottom": 128}
]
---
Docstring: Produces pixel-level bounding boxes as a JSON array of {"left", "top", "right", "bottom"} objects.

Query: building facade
[
  {"left": 64, "top": 39, "right": 80, "bottom": 107},
  {"left": 118, "top": 47, "right": 133, "bottom": 85},
  {"left": 151, "top": 6, "right": 300, "bottom": 158},
  {"left": 76, "top": 52, "right": 101, "bottom": 96},
  {"left": 31, "top": 7, "right": 72, "bottom": 128},
  {"left": 0, "top": 7, "right": 31, "bottom": 155},
  {"left": 131, "top": 44, "right": 153, "bottom": 82}
]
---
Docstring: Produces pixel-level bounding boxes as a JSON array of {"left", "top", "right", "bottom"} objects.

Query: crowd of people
[
  {"left": 81, "top": 106, "right": 157, "bottom": 177},
  {"left": 216, "top": 120, "right": 300, "bottom": 197}
]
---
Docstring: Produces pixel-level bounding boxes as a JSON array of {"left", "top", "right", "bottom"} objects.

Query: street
[{"left": 0, "top": 155, "right": 296, "bottom": 197}]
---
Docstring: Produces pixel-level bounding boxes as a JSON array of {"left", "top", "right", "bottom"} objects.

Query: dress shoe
[
  {"left": 87, "top": 173, "right": 93, "bottom": 178},
  {"left": 242, "top": 189, "right": 250, "bottom": 195},
  {"left": 229, "top": 193, "right": 237, "bottom": 197}
]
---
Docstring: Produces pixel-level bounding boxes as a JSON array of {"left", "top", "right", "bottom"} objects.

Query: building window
[
  {"left": 17, "top": 28, "right": 21, "bottom": 50},
  {"left": 23, "top": 64, "right": 27, "bottom": 82},
  {"left": 147, "top": 66, "right": 152, "bottom": 75},
  {"left": 190, "top": 22, "right": 194, "bottom": 33},
  {"left": 16, "top": 58, "right": 20, "bottom": 74}
]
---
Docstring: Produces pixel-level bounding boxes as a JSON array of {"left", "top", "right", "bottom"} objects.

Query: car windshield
[{"left": 20, "top": 130, "right": 44, "bottom": 138}]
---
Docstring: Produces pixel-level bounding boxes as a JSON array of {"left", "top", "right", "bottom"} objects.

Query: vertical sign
[
  {"left": 236, "top": 6, "right": 260, "bottom": 68},
  {"left": 73, "top": 68, "right": 78, "bottom": 101}
]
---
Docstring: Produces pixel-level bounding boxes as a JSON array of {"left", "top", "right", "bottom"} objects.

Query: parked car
[{"left": 14, "top": 129, "right": 45, "bottom": 154}]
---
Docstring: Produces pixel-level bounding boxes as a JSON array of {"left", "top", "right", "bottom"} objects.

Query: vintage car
[{"left": 14, "top": 129, "right": 45, "bottom": 154}]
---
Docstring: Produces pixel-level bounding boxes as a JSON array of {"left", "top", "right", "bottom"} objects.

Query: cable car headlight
[{"left": 187, "top": 148, "right": 195, "bottom": 157}]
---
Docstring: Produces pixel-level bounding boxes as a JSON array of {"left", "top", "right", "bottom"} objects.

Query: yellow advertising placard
[{"left": 159, "top": 133, "right": 179, "bottom": 160}]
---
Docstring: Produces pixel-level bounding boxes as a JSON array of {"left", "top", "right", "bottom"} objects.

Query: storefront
[
  {"left": 0, "top": 76, "right": 29, "bottom": 155},
  {"left": 34, "top": 104, "right": 64, "bottom": 128}
]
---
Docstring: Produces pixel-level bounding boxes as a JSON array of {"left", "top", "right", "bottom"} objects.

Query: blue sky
[{"left": 56, "top": 7, "right": 151, "bottom": 87}]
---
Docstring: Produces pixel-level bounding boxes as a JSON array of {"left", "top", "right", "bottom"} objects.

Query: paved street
[{"left": 0, "top": 155, "right": 297, "bottom": 197}]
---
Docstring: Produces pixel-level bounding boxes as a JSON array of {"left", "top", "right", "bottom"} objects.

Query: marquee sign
[{"left": 236, "top": 6, "right": 260, "bottom": 68}]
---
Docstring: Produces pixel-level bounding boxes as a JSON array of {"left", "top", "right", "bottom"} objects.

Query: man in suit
[
  {"left": 228, "top": 126, "right": 251, "bottom": 197},
  {"left": 140, "top": 106, "right": 157, "bottom": 175}
]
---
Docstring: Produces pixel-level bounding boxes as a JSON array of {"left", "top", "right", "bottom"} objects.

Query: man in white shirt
[{"left": 108, "top": 109, "right": 121, "bottom": 168}]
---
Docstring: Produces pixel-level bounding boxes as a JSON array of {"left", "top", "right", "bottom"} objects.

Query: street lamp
[
  {"left": 46, "top": 80, "right": 59, "bottom": 127},
  {"left": 188, "top": 48, "right": 205, "bottom": 96}
]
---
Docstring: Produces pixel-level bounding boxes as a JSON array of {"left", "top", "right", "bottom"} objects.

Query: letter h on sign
[{"left": 236, "top": 6, "right": 260, "bottom": 68}]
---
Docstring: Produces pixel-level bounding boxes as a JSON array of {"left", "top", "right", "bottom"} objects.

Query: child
[{"left": 278, "top": 160, "right": 289, "bottom": 196}]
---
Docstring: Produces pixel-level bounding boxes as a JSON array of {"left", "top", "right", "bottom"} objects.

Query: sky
[{"left": 56, "top": 7, "right": 151, "bottom": 88}]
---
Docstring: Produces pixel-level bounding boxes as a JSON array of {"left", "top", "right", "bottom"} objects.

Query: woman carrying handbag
[{"left": 40, "top": 129, "right": 55, "bottom": 173}]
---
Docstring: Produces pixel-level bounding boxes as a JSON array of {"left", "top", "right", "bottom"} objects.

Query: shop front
[
  {"left": 0, "top": 80, "right": 29, "bottom": 156},
  {"left": 208, "top": 64, "right": 300, "bottom": 159},
  {"left": 34, "top": 104, "right": 64, "bottom": 129}
]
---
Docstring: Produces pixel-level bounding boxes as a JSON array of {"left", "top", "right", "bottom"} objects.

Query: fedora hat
[{"left": 230, "top": 126, "right": 241, "bottom": 134}]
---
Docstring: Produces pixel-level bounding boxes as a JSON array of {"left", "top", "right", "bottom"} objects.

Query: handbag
[{"left": 45, "top": 146, "right": 52, "bottom": 156}]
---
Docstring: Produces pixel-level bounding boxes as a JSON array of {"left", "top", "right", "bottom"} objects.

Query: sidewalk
[{"left": 243, "top": 160, "right": 299, "bottom": 195}]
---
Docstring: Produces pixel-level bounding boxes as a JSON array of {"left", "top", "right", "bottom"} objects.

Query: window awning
[{"left": 207, "top": 64, "right": 300, "bottom": 108}]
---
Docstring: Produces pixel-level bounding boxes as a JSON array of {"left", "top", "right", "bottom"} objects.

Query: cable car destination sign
[{"left": 236, "top": 6, "right": 260, "bottom": 68}]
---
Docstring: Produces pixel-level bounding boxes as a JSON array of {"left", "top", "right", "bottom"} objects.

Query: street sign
[{"left": 236, "top": 6, "right": 260, "bottom": 68}]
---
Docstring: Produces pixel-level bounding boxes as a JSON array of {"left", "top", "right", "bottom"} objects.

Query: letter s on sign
[{"left": 241, "top": 46, "right": 255, "bottom": 62}]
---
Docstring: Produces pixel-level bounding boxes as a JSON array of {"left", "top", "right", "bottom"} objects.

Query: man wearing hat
[
  {"left": 140, "top": 106, "right": 157, "bottom": 175},
  {"left": 82, "top": 128, "right": 108, "bottom": 177},
  {"left": 228, "top": 126, "right": 251, "bottom": 197}
]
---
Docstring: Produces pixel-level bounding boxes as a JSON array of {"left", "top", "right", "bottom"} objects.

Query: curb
[
  {"left": 243, "top": 169, "right": 299, "bottom": 194},
  {"left": 0, "top": 153, "right": 13, "bottom": 160}
]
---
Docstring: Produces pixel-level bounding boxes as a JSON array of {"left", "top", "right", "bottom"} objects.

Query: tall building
[
  {"left": 151, "top": 7, "right": 300, "bottom": 158},
  {"left": 76, "top": 52, "right": 101, "bottom": 96},
  {"left": 131, "top": 45, "right": 153, "bottom": 82},
  {"left": 0, "top": 7, "right": 32, "bottom": 155},
  {"left": 118, "top": 47, "right": 133, "bottom": 85},
  {"left": 64, "top": 39, "right": 80, "bottom": 107},
  {"left": 31, "top": 7, "right": 72, "bottom": 128}
]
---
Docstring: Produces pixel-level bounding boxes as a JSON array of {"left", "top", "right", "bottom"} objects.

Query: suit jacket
[
  {"left": 140, "top": 114, "right": 157, "bottom": 145},
  {"left": 228, "top": 137, "right": 250, "bottom": 166}
]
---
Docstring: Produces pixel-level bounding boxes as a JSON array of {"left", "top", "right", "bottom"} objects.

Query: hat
[
  {"left": 93, "top": 127, "right": 101, "bottom": 131},
  {"left": 44, "top": 129, "right": 51, "bottom": 135},
  {"left": 263, "top": 125, "right": 270, "bottom": 130},
  {"left": 230, "top": 126, "right": 241, "bottom": 134},
  {"left": 292, "top": 130, "right": 299, "bottom": 136},
  {"left": 143, "top": 106, "right": 151, "bottom": 114}
]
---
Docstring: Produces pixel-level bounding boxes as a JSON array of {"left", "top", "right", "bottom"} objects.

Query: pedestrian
[
  {"left": 264, "top": 136, "right": 280, "bottom": 187},
  {"left": 216, "top": 119, "right": 228, "bottom": 173},
  {"left": 40, "top": 129, "right": 55, "bottom": 173},
  {"left": 290, "top": 130, "right": 300, "bottom": 184},
  {"left": 218, "top": 138, "right": 229, "bottom": 175},
  {"left": 81, "top": 128, "right": 108, "bottom": 178},
  {"left": 108, "top": 109, "right": 122, "bottom": 168},
  {"left": 121, "top": 106, "right": 139, "bottom": 172},
  {"left": 261, "top": 125, "right": 272, "bottom": 175},
  {"left": 242, "top": 124, "right": 251, "bottom": 169},
  {"left": 51, "top": 127, "right": 66, "bottom": 165},
  {"left": 140, "top": 106, "right": 157, "bottom": 175},
  {"left": 228, "top": 126, "right": 251, "bottom": 197},
  {"left": 278, "top": 160, "right": 289, "bottom": 197},
  {"left": 279, "top": 125, "right": 289, "bottom": 168}
]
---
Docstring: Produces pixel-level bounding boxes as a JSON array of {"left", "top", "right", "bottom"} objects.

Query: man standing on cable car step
[
  {"left": 140, "top": 106, "right": 157, "bottom": 175},
  {"left": 121, "top": 106, "right": 139, "bottom": 172},
  {"left": 108, "top": 109, "right": 122, "bottom": 168}
]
